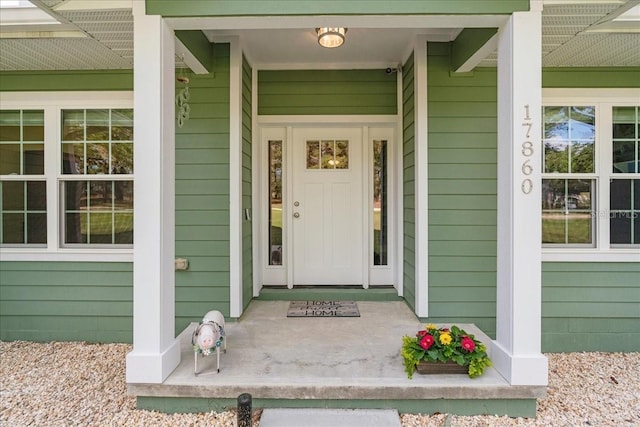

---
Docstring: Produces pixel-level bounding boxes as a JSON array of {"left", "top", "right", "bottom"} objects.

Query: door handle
[{"left": 293, "top": 212, "right": 300, "bottom": 218}]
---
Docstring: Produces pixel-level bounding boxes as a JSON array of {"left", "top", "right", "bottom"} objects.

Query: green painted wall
[
  {"left": 258, "top": 70, "right": 396, "bottom": 115},
  {"left": 425, "top": 42, "right": 498, "bottom": 335},
  {"left": 542, "top": 68, "right": 640, "bottom": 88},
  {"left": 174, "top": 44, "right": 231, "bottom": 332},
  {"left": 0, "top": 262, "right": 132, "bottom": 342},
  {"left": 0, "top": 70, "right": 132, "bottom": 91},
  {"left": 0, "top": 70, "right": 135, "bottom": 343},
  {"left": 542, "top": 262, "right": 639, "bottom": 352},
  {"left": 146, "top": 0, "right": 529, "bottom": 16},
  {"left": 242, "top": 55, "right": 253, "bottom": 311},
  {"left": 402, "top": 53, "right": 416, "bottom": 311}
]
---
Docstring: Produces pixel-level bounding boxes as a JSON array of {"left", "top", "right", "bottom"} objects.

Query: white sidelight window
[
  {"left": 0, "top": 92, "right": 133, "bottom": 260},
  {"left": 542, "top": 89, "right": 640, "bottom": 261}
]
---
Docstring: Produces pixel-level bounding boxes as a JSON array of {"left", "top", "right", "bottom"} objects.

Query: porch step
[{"left": 259, "top": 408, "right": 401, "bottom": 427}]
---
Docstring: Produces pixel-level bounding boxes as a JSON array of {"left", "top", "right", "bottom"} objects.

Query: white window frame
[
  {"left": 0, "top": 91, "right": 133, "bottom": 262},
  {"left": 542, "top": 88, "right": 640, "bottom": 263}
]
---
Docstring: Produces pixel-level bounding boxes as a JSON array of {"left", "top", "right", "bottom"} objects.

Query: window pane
[
  {"left": 26, "top": 213, "right": 46, "bottom": 244},
  {"left": 66, "top": 212, "right": 87, "bottom": 244},
  {"left": 567, "top": 212, "right": 591, "bottom": 243},
  {"left": 22, "top": 110, "right": 44, "bottom": 141},
  {"left": 335, "top": 140, "right": 349, "bottom": 169},
  {"left": 111, "top": 143, "right": 133, "bottom": 174},
  {"left": 613, "top": 141, "right": 636, "bottom": 173},
  {"left": 610, "top": 179, "right": 638, "bottom": 245},
  {"left": 269, "top": 140, "right": 283, "bottom": 265},
  {"left": 571, "top": 140, "right": 594, "bottom": 173},
  {"left": 373, "top": 140, "right": 388, "bottom": 265},
  {"left": 610, "top": 212, "right": 631, "bottom": 244},
  {"left": 2, "top": 213, "right": 24, "bottom": 244},
  {"left": 111, "top": 109, "right": 133, "bottom": 141},
  {"left": 613, "top": 107, "right": 636, "bottom": 139},
  {"left": 306, "top": 140, "right": 319, "bottom": 169},
  {"left": 0, "top": 110, "right": 20, "bottom": 142},
  {"left": 321, "top": 140, "right": 334, "bottom": 169},
  {"left": 114, "top": 212, "right": 133, "bottom": 244},
  {"left": 23, "top": 143, "right": 44, "bottom": 174},
  {"left": 62, "top": 143, "right": 85, "bottom": 174},
  {"left": 89, "top": 212, "right": 113, "bottom": 243},
  {"left": 610, "top": 179, "right": 631, "bottom": 211},
  {"left": 2, "top": 181, "right": 24, "bottom": 210},
  {"left": 26, "top": 181, "right": 46, "bottom": 210},
  {"left": 89, "top": 181, "right": 112, "bottom": 210},
  {"left": 0, "top": 144, "right": 20, "bottom": 175},
  {"left": 544, "top": 140, "right": 569, "bottom": 173},
  {"left": 544, "top": 107, "right": 569, "bottom": 140},
  {"left": 86, "top": 109, "right": 109, "bottom": 141},
  {"left": 114, "top": 181, "right": 133, "bottom": 209},
  {"left": 569, "top": 107, "right": 595, "bottom": 140},
  {"left": 62, "top": 110, "right": 85, "bottom": 141},
  {"left": 87, "top": 143, "right": 109, "bottom": 174}
]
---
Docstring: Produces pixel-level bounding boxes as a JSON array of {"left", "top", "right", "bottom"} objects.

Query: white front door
[{"left": 291, "top": 128, "right": 363, "bottom": 285}]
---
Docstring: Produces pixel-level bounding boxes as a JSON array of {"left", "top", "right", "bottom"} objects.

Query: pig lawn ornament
[{"left": 192, "top": 310, "right": 226, "bottom": 374}]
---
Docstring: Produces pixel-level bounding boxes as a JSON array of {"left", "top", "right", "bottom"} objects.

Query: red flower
[
  {"left": 461, "top": 336, "right": 475, "bottom": 352},
  {"left": 417, "top": 330, "right": 428, "bottom": 338},
  {"left": 419, "top": 334, "right": 435, "bottom": 350}
]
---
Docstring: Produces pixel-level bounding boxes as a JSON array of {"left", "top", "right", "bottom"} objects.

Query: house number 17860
[{"left": 521, "top": 105, "right": 534, "bottom": 194}]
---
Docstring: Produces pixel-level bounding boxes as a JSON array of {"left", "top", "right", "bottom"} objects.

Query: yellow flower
[
  {"left": 425, "top": 323, "right": 437, "bottom": 331},
  {"left": 439, "top": 331, "right": 452, "bottom": 345}
]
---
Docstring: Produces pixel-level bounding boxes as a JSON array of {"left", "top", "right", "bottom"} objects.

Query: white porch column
[
  {"left": 126, "top": 3, "right": 180, "bottom": 384},
  {"left": 493, "top": 3, "right": 549, "bottom": 386}
]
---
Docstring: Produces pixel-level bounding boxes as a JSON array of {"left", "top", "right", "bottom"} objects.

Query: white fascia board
[
  {"left": 0, "top": 91, "right": 132, "bottom": 106},
  {"left": 0, "top": 30, "right": 85, "bottom": 38},
  {"left": 257, "top": 115, "right": 397, "bottom": 125},
  {"left": 53, "top": 0, "right": 133, "bottom": 11}
]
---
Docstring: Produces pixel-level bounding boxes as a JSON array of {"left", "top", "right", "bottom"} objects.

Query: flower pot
[{"left": 415, "top": 361, "right": 469, "bottom": 375}]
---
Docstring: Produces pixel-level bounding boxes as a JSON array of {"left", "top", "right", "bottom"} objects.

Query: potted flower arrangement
[{"left": 401, "top": 324, "right": 492, "bottom": 379}]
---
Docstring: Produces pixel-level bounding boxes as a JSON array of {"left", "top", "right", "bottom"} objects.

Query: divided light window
[
  {"left": 61, "top": 109, "right": 134, "bottom": 245},
  {"left": 0, "top": 110, "right": 46, "bottom": 245},
  {"left": 542, "top": 98, "right": 639, "bottom": 250},
  {"left": 0, "top": 101, "right": 133, "bottom": 251}
]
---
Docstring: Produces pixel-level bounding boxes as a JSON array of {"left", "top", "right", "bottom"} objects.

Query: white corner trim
[
  {"left": 251, "top": 64, "right": 261, "bottom": 297},
  {"left": 229, "top": 37, "right": 243, "bottom": 318},
  {"left": 414, "top": 35, "right": 429, "bottom": 317}
]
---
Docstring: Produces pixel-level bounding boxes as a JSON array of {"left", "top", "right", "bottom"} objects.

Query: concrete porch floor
[{"left": 128, "top": 300, "right": 546, "bottom": 415}]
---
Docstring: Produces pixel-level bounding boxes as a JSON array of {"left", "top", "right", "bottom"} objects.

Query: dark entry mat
[{"left": 287, "top": 301, "right": 360, "bottom": 317}]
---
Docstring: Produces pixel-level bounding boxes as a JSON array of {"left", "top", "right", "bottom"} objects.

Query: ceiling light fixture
[{"left": 316, "top": 27, "right": 347, "bottom": 48}]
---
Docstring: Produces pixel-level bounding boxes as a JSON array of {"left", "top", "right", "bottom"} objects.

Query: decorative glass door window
[
  {"left": 268, "top": 140, "right": 283, "bottom": 265},
  {"left": 373, "top": 139, "right": 388, "bottom": 265},
  {"left": 306, "top": 140, "right": 348, "bottom": 169}
]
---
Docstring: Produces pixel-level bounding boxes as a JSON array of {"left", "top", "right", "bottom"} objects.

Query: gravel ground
[{"left": 1, "top": 341, "right": 638, "bottom": 426}]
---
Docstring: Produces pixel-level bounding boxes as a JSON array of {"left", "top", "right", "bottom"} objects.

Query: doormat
[{"left": 287, "top": 301, "right": 360, "bottom": 317}]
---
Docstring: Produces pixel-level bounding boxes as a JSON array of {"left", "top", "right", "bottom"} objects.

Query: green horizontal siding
[
  {"left": 0, "top": 261, "right": 132, "bottom": 342},
  {"left": 146, "top": 0, "right": 529, "bottom": 16},
  {"left": 0, "top": 70, "right": 132, "bottom": 91},
  {"left": 543, "top": 68, "right": 640, "bottom": 88},
  {"left": 175, "top": 43, "right": 232, "bottom": 333},
  {"left": 425, "top": 42, "right": 498, "bottom": 337},
  {"left": 258, "top": 70, "right": 396, "bottom": 115},
  {"left": 542, "top": 262, "right": 640, "bottom": 352}
]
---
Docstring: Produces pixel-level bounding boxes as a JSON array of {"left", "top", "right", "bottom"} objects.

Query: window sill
[
  {"left": 0, "top": 249, "right": 133, "bottom": 263},
  {"left": 542, "top": 249, "right": 640, "bottom": 263}
]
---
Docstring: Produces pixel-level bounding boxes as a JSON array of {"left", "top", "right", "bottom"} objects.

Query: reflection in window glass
[
  {"left": 268, "top": 140, "right": 283, "bottom": 265},
  {"left": 61, "top": 109, "right": 133, "bottom": 175},
  {"left": 610, "top": 179, "right": 639, "bottom": 245},
  {"left": 307, "top": 140, "right": 349, "bottom": 170},
  {"left": 0, "top": 180, "right": 46, "bottom": 244},
  {"left": 0, "top": 110, "right": 44, "bottom": 175},
  {"left": 612, "top": 107, "right": 638, "bottom": 174},
  {"left": 64, "top": 180, "right": 133, "bottom": 245},
  {"left": 542, "top": 179, "right": 593, "bottom": 244},
  {"left": 373, "top": 140, "right": 388, "bottom": 265},
  {"left": 543, "top": 106, "right": 595, "bottom": 173}
]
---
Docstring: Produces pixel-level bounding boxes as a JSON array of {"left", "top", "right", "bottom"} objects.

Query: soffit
[{"left": 0, "top": 1, "right": 638, "bottom": 71}]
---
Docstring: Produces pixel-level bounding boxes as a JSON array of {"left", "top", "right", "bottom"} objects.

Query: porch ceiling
[{"left": 0, "top": 0, "right": 638, "bottom": 71}]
